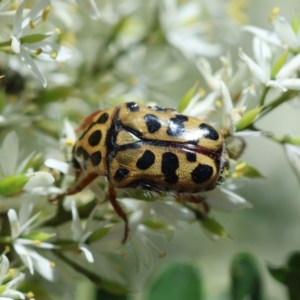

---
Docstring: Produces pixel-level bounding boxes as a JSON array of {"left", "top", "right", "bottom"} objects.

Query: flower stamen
[{"left": 42, "top": 6, "right": 51, "bottom": 22}]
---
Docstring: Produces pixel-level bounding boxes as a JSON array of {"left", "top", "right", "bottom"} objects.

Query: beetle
[{"left": 54, "top": 102, "right": 229, "bottom": 243}]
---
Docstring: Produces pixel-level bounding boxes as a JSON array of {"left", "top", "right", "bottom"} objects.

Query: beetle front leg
[
  {"left": 108, "top": 185, "right": 129, "bottom": 244},
  {"left": 50, "top": 173, "right": 99, "bottom": 203}
]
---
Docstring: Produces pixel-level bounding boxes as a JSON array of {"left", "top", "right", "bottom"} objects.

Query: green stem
[
  {"left": 259, "top": 86, "right": 270, "bottom": 106},
  {"left": 53, "top": 250, "right": 103, "bottom": 287},
  {"left": 257, "top": 90, "right": 298, "bottom": 121}
]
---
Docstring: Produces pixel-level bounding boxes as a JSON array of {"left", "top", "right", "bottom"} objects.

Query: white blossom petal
[
  {"left": 71, "top": 201, "right": 84, "bottom": 240},
  {"left": 11, "top": 35, "right": 21, "bottom": 54},
  {"left": 130, "top": 235, "right": 152, "bottom": 271},
  {"left": 14, "top": 243, "right": 34, "bottom": 274},
  {"left": 274, "top": 16, "right": 299, "bottom": 50},
  {"left": 152, "top": 201, "right": 195, "bottom": 222},
  {"left": 44, "top": 158, "right": 70, "bottom": 174},
  {"left": 0, "top": 255, "right": 9, "bottom": 283},
  {"left": 80, "top": 245, "right": 94, "bottom": 263},
  {"left": 205, "top": 188, "right": 252, "bottom": 211},
  {"left": 7, "top": 209, "right": 21, "bottom": 239},
  {"left": 279, "top": 78, "right": 300, "bottom": 90},
  {"left": 23, "top": 171, "right": 54, "bottom": 190},
  {"left": 239, "top": 48, "right": 268, "bottom": 83},
  {"left": 266, "top": 80, "right": 287, "bottom": 91},
  {"left": 23, "top": 247, "right": 59, "bottom": 281},
  {"left": 243, "top": 25, "right": 281, "bottom": 47},
  {"left": 12, "top": 0, "right": 25, "bottom": 35},
  {"left": 276, "top": 53, "right": 300, "bottom": 79},
  {"left": 1, "top": 131, "right": 19, "bottom": 176},
  {"left": 19, "top": 47, "right": 47, "bottom": 87}
]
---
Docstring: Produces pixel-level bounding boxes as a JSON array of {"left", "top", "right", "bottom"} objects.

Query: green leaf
[
  {"left": 235, "top": 107, "right": 262, "bottom": 131},
  {"left": 0, "top": 174, "right": 29, "bottom": 196},
  {"left": 271, "top": 50, "right": 288, "bottom": 78},
  {"left": 39, "top": 86, "right": 73, "bottom": 102},
  {"left": 146, "top": 262, "right": 203, "bottom": 300},
  {"left": 201, "top": 217, "right": 230, "bottom": 238},
  {"left": 86, "top": 227, "right": 110, "bottom": 243},
  {"left": 0, "top": 285, "right": 7, "bottom": 295},
  {"left": 178, "top": 82, "right": 198, "bottom": 113},
  {"left": 243, "top": 164, "right": 264, "bottom": 178},
  {"left": 267, "top": 251, "right": 300, "bottom": 300},
  {"left": 101, "top": 280, "right": 130, "bottom": 295},
  {"left": 20, "top": 34, "right": 50, "bottom": 44},
  {"left": 22, "top": 231, "right": 56, "bottom": 242},
  {"left": 231, "top": 253, "right": 263, "bottom": 300},
  {"left": 96, "top": 288, "right": 128, "bottom": 300},
  {"left": 232, "top": 162, "right": 264, "bottom": 179}
]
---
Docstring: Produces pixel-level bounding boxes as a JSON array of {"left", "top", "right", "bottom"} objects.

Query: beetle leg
[
  {"left": 108, "top": 185, "right": 129, "bottom": 244},
  {"left": 50, "top": 172, "right": 99, "bottom": 203}
]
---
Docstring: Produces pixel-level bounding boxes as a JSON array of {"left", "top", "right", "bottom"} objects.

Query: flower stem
[
  {"left": 259, "top": 86, "right": 270, "bottom": 106},
  {"left": 53, "top": 250, "right": 103, "bottom": 286},
  {"left": 257, "top": 90, "right": 297, "bottom": 120}
]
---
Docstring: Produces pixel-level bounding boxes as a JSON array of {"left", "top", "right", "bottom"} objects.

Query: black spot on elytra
[
  {"left": 167, "top": 115, "right": 188, "bottom": 137},
  {"left": 114, "top": 168, "right": 129, "bottom": 181},
  {"left": 144, "top": 114, "right": 161, "bottom": 133},
  {"left": 97, "top": 113, "right": 109, "bottom": 124},
  {"left": 127, "top": 102, "right": 140, "bottom": 112},
  {"left": 186, "top": 152, "right": 197, "bottom": 162},
  {"left": 162, "top": 152, "right": 179, "bottom": 184},
  {"left": 191, "top": 164, "right": 213, "bottom": 183},
  {"left": 76, "top": 146, "right": 90, "bottom": 160},
  {"left": 90, "top": 151, "right": 102, "bottom": 166},
  {"left": 88, "top": 130, "right": 102, "bottom": 147},
  {"left": 71, "top": 156, "right": 81, "bottom": 170},
  {"left": 136, "top": 150, "right": 155, "bottom": 170},
  {"left": 199, "top": 123, "right": 219, "bottom": 141}
]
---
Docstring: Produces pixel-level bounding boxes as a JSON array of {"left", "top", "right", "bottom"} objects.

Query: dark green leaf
[
  {"left": 146, "top": 262, "right": 203, "bottom": 300},
  {"left": 86, "top": 227, "right": 110, "bottom": 243},
  {"left": 230, "top": 253, "right": 263, "bottom": 300},
  {"left": 96, "top": 288, "right": 128, "bottom": 300},
  {"left": 267, "top": 251, "right": 300, "bottom": 300},
  {"left": 101, "top": 280, "right": 130, "bottom": 295}
]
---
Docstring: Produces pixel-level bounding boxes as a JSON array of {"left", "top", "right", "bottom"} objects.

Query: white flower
[
  {"left": 71, "top": 201, "right": 96, "bottom": 263},
  {"left": 244, "top": 14, "right": 300, "bottom": 52},
  {"left": 205, "top": 187, "right": 252, "bottom": 211},
  {"left": 0, "top": 255, "right": 26, "bottom": 300},
  {"left": 0, "top": 131, "right": 55, "bottom": 192},
  {"left": 7, "top": 198, "right": 59, "bottom": 281},
  {"left": 159, "top": 0, "right": 222, "bottom": 59},
  {"left": 239, "top": 37, "right": 300, "bottom": 91},
  {"left": 10, "top": 0, "right": 72, "bottom": 87}
]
